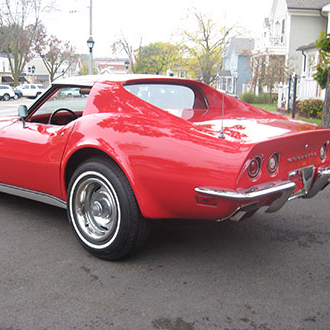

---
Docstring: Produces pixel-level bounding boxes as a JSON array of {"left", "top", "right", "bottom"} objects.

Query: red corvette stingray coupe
[{"left": 0, "top": 75, "right": 329, "bottom": 260}]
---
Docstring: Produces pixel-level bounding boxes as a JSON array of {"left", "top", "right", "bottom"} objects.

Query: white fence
[{"left": 278, "top": 77, "right": 323, "bottom": 109}]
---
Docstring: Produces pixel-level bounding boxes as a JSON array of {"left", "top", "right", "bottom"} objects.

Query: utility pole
[
  {"left": 90, "top": 0, "right": 92, "bottom": 36},
  {"left": 87, "top": 0, "right": 95, "bottom": 75}
]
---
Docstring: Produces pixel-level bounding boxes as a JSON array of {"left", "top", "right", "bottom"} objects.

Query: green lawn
[
  {"left": 251, "top": 103, "right": 322, "bottom": 126},
  {"left": 252, "top": 103, "right": 277, "bottom": 112}
]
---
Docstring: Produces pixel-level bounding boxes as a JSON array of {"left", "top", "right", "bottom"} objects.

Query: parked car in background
[
  {"left": 0, "top": 85, "right": 15, "bottom": 101},
  {"left": 59, "top": 88, "right": 82, "bottom": 97},
  {"left": 16, "top": 84, "right": 45, "bottom": 98},
  {"left": 0, "top": 74, "right": 330, "bottom": 260}
]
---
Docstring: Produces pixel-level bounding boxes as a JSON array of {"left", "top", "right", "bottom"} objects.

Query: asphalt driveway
[{"left": 0, "top": 187, "right": 329, "bottom": 329}]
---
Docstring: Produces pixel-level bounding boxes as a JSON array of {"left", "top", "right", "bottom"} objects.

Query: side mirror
[
  {"left": 18, "top": 105, "right": 28, "bottom": 118},
  {"left": 18, "top": 105, "right": 28, "bottom": 128}
]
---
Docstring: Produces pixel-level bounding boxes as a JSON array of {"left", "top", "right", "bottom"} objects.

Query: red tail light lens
[
  {"left": 267, "top": 152, "right": 279, "bottom": 174},
  {"left": 248, "top": 156, "right": 262, "bottom": 179}
]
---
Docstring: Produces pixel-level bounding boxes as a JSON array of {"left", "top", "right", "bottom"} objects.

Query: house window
[
  {"left": 218, "top": 77, "right": 232, "bottom": 93},
  {"left": 307, "top": 54, "right": 316, "bottom": 78},
  {"left": 281, "top": 19, "right": 285, "bottom": 43}
]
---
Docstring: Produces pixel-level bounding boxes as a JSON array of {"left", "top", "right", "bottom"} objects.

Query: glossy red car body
[{"left": 0, "top": 74, "right": 329, "bottom": 259}]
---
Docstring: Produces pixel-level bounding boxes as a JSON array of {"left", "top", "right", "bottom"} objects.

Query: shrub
[
  {"left": 297, "top": 99, "right": 324, "bottom": 119},
  {"left": 256, "top": 93, "right": 271, "bottom": 104},
  {"left": 240, "top": 92, "right": 256, "bottom": 103},
  {"left": 240, "top": 92, "right": 271, "bottom": 104},
  {"left": 272, "top": 95, "right": 278, "bottom": 105}
]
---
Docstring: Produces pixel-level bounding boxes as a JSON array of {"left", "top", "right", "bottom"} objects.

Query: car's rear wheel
[
  {"left": 13, "top": 94, "right": 19, "bottom": 100},
  {"left": 67, "top": 158, "right": 149, "bottom": 260},
  {"left": 3, "top": 93, "right": 10, "bottom": 101}
]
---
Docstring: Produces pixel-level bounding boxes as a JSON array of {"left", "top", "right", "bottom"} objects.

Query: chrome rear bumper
[
  {"left": 195, "top": 165, "right": 330, "bottom": 221},
  {"left": 304, "top": 167, "right": 330, "bottom": 198},
  {"left": 195, "top": 181, "right": 296, "bottom": 218}
]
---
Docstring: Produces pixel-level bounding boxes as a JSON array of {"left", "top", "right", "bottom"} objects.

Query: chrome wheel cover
[{"left": 69, "top": 171, "right": 121, "bottom": 249}]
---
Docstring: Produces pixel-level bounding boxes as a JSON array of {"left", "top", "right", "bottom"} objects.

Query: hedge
[{"left": 297, "top": 99, "right": 324, "bottom": 119}]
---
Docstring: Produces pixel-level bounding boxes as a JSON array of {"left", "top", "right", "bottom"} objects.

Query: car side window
[{"left": 28, "top": 87, "right": 91, "bottom": 125}]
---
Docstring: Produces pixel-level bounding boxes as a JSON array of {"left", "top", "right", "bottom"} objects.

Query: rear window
[{"left": 124, "top": 83, "right": 197, "bottom": 110}]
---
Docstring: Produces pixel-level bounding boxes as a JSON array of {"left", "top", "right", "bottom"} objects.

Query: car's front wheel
[
  {"left": 67, "top": 158, "right": 149, "bottom": 260},
  {"left": 3, "top": 93, "right": 10, "bottom": 101}
]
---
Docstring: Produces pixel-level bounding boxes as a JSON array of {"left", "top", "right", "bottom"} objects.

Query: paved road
[
  {"left": 0, "top": 98, "right": 35, "bottom": 116},
  {"left": 0, "top": 188, "right": 329, "bottom": 329},
  {"left": 0, "top": 99, "right": 329, "bottom": 329}
]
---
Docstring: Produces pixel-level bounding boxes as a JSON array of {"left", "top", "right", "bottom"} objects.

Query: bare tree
[
  {"left": 251, "top": 49, "right": 291, "bottom": 98},
  {"left": 112, "top": 33, "right": 143, "bottom": 73},
  {"left": 35, "top": 31, "right": 76, "bottom": 82},
  {"left": 180, "top": 11, "right": 235, "bottom": 85},
  {"left": 0, "top": 0, "right": 54, "bottom": 85}
]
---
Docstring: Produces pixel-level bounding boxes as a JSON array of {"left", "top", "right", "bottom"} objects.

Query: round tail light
[
  {"left": 267, "top": 152, "right": 279, "bottom": 174},
  {"left": 248, "top": 156, "right": 262, "bottom": 179}
]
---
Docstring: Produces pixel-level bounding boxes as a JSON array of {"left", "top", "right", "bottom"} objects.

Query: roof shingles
[
  {"left": 227, "top": 38, "right": 255, "bottom": 56},
  {"left": 286, "top": 0, "right": 330, "bottom": 10}
]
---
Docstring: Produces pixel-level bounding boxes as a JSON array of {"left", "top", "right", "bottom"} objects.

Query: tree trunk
[
  {"left": 322, "top": 68, "right": 330, "bottom": 128},
  {"left": 269, "top": 85, "right": 273, "bottom": 102}
]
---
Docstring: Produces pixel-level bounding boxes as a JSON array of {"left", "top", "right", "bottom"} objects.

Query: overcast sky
[{"left": 43, "top": 0, "right": 273, "bottom": 57}]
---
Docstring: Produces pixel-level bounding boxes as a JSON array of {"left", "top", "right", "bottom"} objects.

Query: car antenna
[{"left": 218, "top": 92, "right": 225, "bottom": 139}]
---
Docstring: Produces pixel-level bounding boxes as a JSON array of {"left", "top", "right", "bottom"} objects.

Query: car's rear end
[{"left": 195, "top": 120, "right": 330, "bottom": 221}]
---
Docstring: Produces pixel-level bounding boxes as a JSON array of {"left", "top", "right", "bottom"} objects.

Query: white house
[
  {"left": 253, "top": 0, "right": 330, "bottom": 102},
  {"left": 294, "top": 3, "right": 330, "bottom": 100},
  {"left": 254, "top": 0, "right": 328, "bottom": 75}
]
